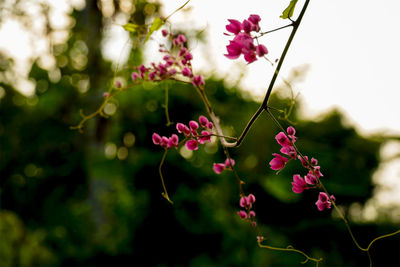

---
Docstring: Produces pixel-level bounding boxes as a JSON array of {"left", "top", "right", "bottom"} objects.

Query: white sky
[{"left": 160, "top": 0, "right": 400, "bottom": 136}]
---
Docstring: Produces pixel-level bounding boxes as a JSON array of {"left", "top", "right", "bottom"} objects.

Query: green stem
[
  {"left": 258, "top": 23, "right": 294, "bottom": 37},
  {"left": 159, "top": 149, "right": 173, "bottom": 204},
  {"left": 164, "top": 0, "right": 192, "bottom": 21},
  {"left": 164, "top": 82, "right": 173, "bottom": 126},
  {"left": 258, "top": 241, "right": 323, "bottom": 265}
]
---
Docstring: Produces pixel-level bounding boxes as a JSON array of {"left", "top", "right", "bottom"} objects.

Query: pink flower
[
  {"left": 280, "top": 145, "right": 297, "bottom": 159},
  {"left": 248, "top": 14, "right": 261, "bottom": 26},
  {"left": 269, "top": 153, "right": 289, "bottom": 170},
  {"left": 185, "top": 139, "right": 198, "bottom": 151},
  {"left": 192, "top": 75, "right": 205, "bottom": 87},
  {"left": 248, "top": 211, "right": 256, "bottom": 218},
  {"left": 225, "top": 33, "right": 254, "bottom": 60},
  {"left": 179, "top": 47, "right": 188, "bottom": 57},
  {"left": 160, "top": 136, "right": 169, "bottom": 148},
  {"left": 315, "top": 192, "right": 335, "bottom": 211},
  {"left": 207, "top": 122, "right": 213, "bottom": 129},
  {"left": 256, "top": 44, "right": 268, "bottom": 57},
  {"left": 199, "top": 115, "right": 209, "bottom": 128},
  {"left": 287, "top": 126, "right": 296, "bottom": 136},
  {"left": 225, "top": 19, "right": 242, "bottom": 35},
  {"left": 311, "top": 157, "right": 318, "bottom": 166},
  {"left": 213, "top": 163, "right": 225, "bottom": 174},
  {"left": 225, "top": 40, "right": 243, "bottom": 59},
  {"left": 239, "top": 196, "right": 247, "bottom": 207},
  {"left": 305, "top": 172, "right": 318, "bottom": 185},
  {"left": 248, "top": 15, "right": 261, "bottom": 32},
  {"left": 181, "top": 67, "right": 192, "bottom": 77},
  {"left": 291, "top": 174, "right": 307, "bottom": 194},
  {"left": 167, "top": 134, "right": 179, "bottom": 148},
  {"left": 176, "top": 123, "right": 190, "bottom": 135},
  {"left": 131, "top": 72, "right": 139, "bottom": 81},
  {"left": 161, "top": 29, "right": 168, "bottom": 37},
  {"left": 198, "top": 131, "right": 212, "bottom": 144},
  {"left": 242, "top": 19, "right": 252, "bottom": 33},
  {"left": 243, "top": 52, "right": 257, "bottom": 64},
  {"left": 184, "top": 53, "right": 193, "bottom": 61},
  {"left": 103, "top": 92, "right": 109, "bottom": 98},
  {"left": 177, "top": 34, "right": 187, "bottom": 44},
  {"left": 299, "top": 155, "right": 309, "bottom": 167},
  {"left": 115, "top": 81, "right": 122, "bottom": 88},
  {"left": 152, "top": 133, "right": 161, "bottom": 145},
  {"left": 224, "top": 158, "right": 235, "bottom": 168},
  {"left": 313, "top": 166, "right": 323, "bottom": 178},
  {"left": 189, "top": 120, "right": 199, "bottom": 131},
  {"left": 148, "top": 71, "right": 157, "bottom": 81},
  {"left": 238, "top": 210, "right": 248, "bottom": 219},
  {"left": 240, "top": 194, "right": 256, "bottom": 208},
  {"left": 247, "top": 194, "right": 256, "bottom": 204},
  {"left": 275, "top": 132, "right": 291, "bottom": 147},
  {"left": 139, "top": 64, "right": 147, "bottom": 78}
]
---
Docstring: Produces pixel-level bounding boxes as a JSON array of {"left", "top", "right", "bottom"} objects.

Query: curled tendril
[{"left": 258, "top": 240, "right": 323, "bottom": 266}]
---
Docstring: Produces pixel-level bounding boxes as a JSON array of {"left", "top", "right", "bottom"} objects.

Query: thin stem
[
  {"left": 164, "top": 82, "right": 173, "bottom": 126},
  {"left": 258, "top": 23, "right": 293, "bottom": 37},
  {"left": 164, "top": 0, "right": 191, "bottom": 21},
  {"left": 222, "top": 147, "right": 244, "bottom": 195},
  {"left": 258, "top": 241, "right": 323, "bottom": 265},
  {"left": 159, "top": 149, "right": 173, "bottom": 204}
]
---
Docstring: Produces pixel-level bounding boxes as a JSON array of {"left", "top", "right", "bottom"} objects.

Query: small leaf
[
  {"left": 123, "top": 23, "right": 139, "bottom": 33},
  {"left": 280, "top": 0, "right": 298, "bottom": 19},
  {"left": 146, "top": 17, "right": 165, "bottom": 41}
]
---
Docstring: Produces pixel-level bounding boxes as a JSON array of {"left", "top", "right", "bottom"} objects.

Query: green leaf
[
  {"left": 122, "top": 23, "right": 139, "bottom": 33},
  {"left": 146, "top": 17, "right": 165, "bottom": 41},
  {"left": 280, "top": 0, "right": 298, "bottom": 19}
]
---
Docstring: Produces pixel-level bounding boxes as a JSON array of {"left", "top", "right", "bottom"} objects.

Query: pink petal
[
  {"left": 287, "top": 126, "right": 296, "bottom": 136},
  {"left": 152, "top": 133, "right": 161, "bottom": 145},
  {"left": 256, "top": 44, "right": 268, "bottom": 57},
  {"left": 237, "top": 210, "right": 248, "bottom": 219},
  {"left": 213, "top": 163, "right": 225, "bottom": 174},
  {"left": 185, "top": 139, "right": 198, "bottom": 151},
  {"left": 224, "top": 158, "right": 235, "bottom": 168},
  {"left": 160, "top": 136, "right": 169, "bottom": 147},
  {"left": 247, "top": 194, "right": 256, "bottom": 204},
  {"left": 225, "top": 19, "right": 242, "bottom": 34},
  {"left": 199, "top": 115, "right": 209, "bottom": 128},
  {"left": 275, "top": 132, "right": 291, "bottom": 147},
  {"left": 189, "top": 120, "right": 199, "bottom": 131},
  {"left": 239, "top": 196, "right": 247, "bottom": 207}
]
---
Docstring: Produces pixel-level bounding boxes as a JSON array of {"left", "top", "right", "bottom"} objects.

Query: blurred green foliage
[{"left": 0, "top": 1, "right": 399, "bottom": 266}]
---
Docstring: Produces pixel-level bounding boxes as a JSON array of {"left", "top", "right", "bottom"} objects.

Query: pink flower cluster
[
  {"left": 269, "top": 126, "right": 297, "bottom": 171},
  {"left": 152, "top": 115, "right": 213, "bottom": 151},
  {"left": 224, "top": 14, "right": 268, "bottom": 64},
  {"left": 268, "top": 126, "right": 336, "bottom": 211},
  {"left": 152, "top": 133, "right": 179, "bottom": 149},
  {"left": 237, "top": 194, "right": 256, "bottom": 226},
  {"left": 176, "top": 115, "right": 213, "bottom": 151},
  {"left": 131, "top": 31, "right": 205, "bottom": 88},
  {"left": 213, "top": 158, "right": 235, "bottom": 174}
]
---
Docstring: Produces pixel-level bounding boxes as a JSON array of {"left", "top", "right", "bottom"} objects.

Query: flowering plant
[{"left": 71, "top": 0, "right": 400, "bottom": 265}]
